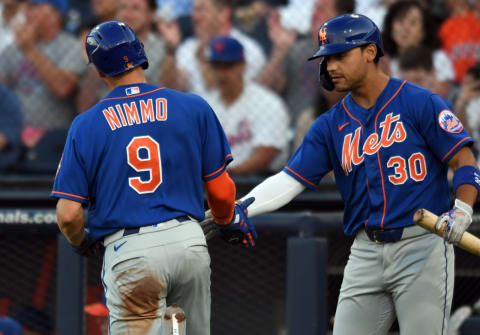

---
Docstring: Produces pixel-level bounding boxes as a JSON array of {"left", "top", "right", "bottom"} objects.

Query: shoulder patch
[{"left": 438, "top": 110, "right": 463, "bottom": 133}]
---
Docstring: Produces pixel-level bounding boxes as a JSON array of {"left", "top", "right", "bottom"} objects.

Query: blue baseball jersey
[
  {"left": 285, "top": 78, "right": 472, "bottom": 235},
  {"left": 51, "top": 83, "right": 232, "bottom": 241}
]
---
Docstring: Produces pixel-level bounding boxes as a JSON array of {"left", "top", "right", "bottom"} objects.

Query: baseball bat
[{"left": 413, "top": 208, "right": 480, "bottom": 256}]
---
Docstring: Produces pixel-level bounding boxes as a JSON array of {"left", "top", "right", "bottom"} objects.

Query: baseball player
[
  {"left": 51, "top": 21, "right": 256, "bottom": 335},
  {"left": 231, "top": 14, "right": 480, "bottom": 334}
]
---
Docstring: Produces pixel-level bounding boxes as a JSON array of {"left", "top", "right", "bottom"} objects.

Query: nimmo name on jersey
[{"left": 102, "top": 97, "right": 168, "bottom": 131}]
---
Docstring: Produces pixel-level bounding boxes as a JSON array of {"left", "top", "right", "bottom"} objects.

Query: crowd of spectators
[{"left": 2, "top": 0, "right": 480, "bottom": 176}]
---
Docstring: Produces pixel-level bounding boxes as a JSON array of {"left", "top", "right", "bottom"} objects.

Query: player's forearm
[
  {"left": 23, "top": 47, "right": 78, "bottom": 97},
  {"left": 449, "top": 147, "right": 479, "bottom": 207},
  {"left": 241, "top": 171, "right": 305, "bottom": 217},
  {"left": 56, "top": 199, "right": 86, "bottom": 246},
  {"left": 456, "top": 184, "right": 478, "bottom": 208},
  {"left": 205, "top": 171, "right": 236, "bottom": 225}
]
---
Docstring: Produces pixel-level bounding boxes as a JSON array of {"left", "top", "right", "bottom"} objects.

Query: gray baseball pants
[
  {"left": 333, "top": 225, "right": 454, "bottom": 335},
  {"left": 102, "top": 218, "right": 211, "bottom": 335}
]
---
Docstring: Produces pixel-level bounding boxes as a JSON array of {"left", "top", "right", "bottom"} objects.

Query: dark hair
[
  {"left": 335, "top": 0, "right": 356, "bottom": 15},
  {"left": 212, "top": 0, "right": 233, "bottom": 9},
  {"left": 398, "top": 46, "right": 433, "bottom": 71},
  {"left": 148, "top": 0, "right": 157, "bottom": 11},
  {"left": 382, "top": 0, "right": 440, "bottom": 57},
  {"left": 467, "top": 63, "right": 480, "bottom": 80}
]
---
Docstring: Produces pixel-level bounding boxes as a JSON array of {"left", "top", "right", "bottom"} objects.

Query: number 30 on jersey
[
  {"left": 387, "top": 152, "right": 426, "bottom": 185},
  {"left": 126, "top": 135, "right": 163, "bottom": 194}
]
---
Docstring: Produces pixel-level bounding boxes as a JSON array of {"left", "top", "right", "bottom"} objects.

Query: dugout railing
[{"left": 1, "top": 176, "right": 480, "bottom": 334}]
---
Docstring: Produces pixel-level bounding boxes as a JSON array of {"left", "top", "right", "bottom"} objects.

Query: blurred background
[{"left": 1, "top": 0, "right": 480, "bottom": 334}]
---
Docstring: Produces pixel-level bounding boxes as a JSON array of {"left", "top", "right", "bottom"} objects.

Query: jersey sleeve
[
  {"left": 415, "top": 94, "right": 472, "bottom": 163},
  {"left": 50, "top": 118, "right": 89, "bottom": 203},
  {"left": 283, "top": 116, "right": 333, "bottom": 189},
  {"left": 201, "top": 102, "right": 233, "bottom": 181}
]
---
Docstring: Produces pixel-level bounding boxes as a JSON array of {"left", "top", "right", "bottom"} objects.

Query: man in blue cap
[{"left": 206, "top": 36, "right": 289, "bottom": 176}]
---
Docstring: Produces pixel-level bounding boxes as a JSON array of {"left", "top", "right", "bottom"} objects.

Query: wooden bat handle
[{"left": 413, "top": 208, "right": 480, "bottom": 257}]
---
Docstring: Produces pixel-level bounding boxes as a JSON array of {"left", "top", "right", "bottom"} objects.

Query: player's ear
[
  {"left": 95, "top": 68, "right": 106, "bottom": 78},
  {"left": 363, "top": 44, "right": 377, "bottom": 63}
]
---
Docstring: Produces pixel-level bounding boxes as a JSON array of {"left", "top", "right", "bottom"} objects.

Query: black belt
[
  {"left": 365, "top": 227, "right": 404, "bottom": 243},
  {"left": 123, "top": 215, "right": 190, "bottom": 237}
]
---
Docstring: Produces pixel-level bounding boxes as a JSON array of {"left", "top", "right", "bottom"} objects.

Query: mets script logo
[
  {"left": 438, "top": 110, "right": 463, "bottom": 133},
  {"left": 319, "top": 27, "right": 327, "bottom": 45},
  {"left": 342, "top": 113, "right": 407, "bottom": 174}
]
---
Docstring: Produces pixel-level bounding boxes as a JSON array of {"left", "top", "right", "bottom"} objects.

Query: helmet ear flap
[{"left": 319, "top": 59, "right": 334, "bottom": 91}]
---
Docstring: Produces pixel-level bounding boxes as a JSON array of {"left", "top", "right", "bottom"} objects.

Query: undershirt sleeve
[{"left": 240, "top": 171, "right": 305, "bottom": 217}]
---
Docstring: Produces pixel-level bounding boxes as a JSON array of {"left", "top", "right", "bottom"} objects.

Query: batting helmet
[
  {"left": 308, "top": 14, "right": 383, "bottom": 91},
  {"left": 85, "top": 20, "right": 149, "bottom": 77}
]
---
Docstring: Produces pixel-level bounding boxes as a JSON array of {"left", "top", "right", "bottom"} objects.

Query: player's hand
[
  {"left": 221, "top": 197, "right": 257, "bottom": 248},
  {"left": 199, "top": 216, "right": 220, "bottom": 241},
  {"left": 435, "top": 199, "right": 473, "bottom": 244},
  {"left": 72, "top": 233, "right": 103, "bottom": 257}
]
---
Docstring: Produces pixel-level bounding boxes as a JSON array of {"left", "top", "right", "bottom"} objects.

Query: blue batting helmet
[
  {"left": 85, "top": 21, "right": 149, "bottom": 77},
  {"left": 308, "top": 14, "right": 383, "bottom": 91}
]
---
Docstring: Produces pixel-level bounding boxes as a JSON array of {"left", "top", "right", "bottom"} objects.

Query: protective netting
[
  {"left": 0, "top": 227, "right": 57, "bottom": 335},
  {"left": 0, "top": 216, "right": 480, "bottom": 334}
]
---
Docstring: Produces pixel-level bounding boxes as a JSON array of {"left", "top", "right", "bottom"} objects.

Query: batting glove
[
  {"left": 435, "top": 199, "right": 473, "bottom": 244},
  {"left": 72, "top": 233, "right": 102, "bottom": 257},
  {"left": 221, "top": 197, "right": 257, "bottom": 248}
]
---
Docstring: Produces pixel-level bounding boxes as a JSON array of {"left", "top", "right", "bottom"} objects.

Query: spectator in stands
[
  {"left": 206, "top": 36, "right": 289, "bottom": 175},
  {"left": 276, "top": 0, "right": 316, "bottom": 35},
  {"left": 0, "top": 316, "right": 23, "bottom": 335},
  {"left": 294, "top": 89, "right": 347, "bottom": 151},
  {"left": 0, "top": 0, "right": 28, "bottom": 54},
  {"left": 90, "top": 0, "right": 118, "bottom": 22},
  {"left": 454, "top": 63, "right": 480, "bottom": 160},
  {"left": 0, "top": 84, "right": 23, "bottom": 172},
  {"left": 157, "top": 0, "right": 192, "bottom": 20},
  {"left": 442, "top": 0, "right": 471, "bottom": 18},
  {"left": 398, "top": 46, "right": 437, "bottom": 92},
  {"left": 382, "top": 0, "right": 454, "bottom": 98},
  {"left": 258, "top": 0, "right": 354, "bottom": 122},
  {"left": 159, "top": 0, "right": 266, "bottom": 96},
  {"left": 76, "top": 0, "right": 167, "bottom": 112},
  {"left": 0, "top": 0, "right": 85, "bottom": 149},
  {"left": 233, "top": 1, "right": 272, "bottom": 55},
  {"left": 156, "top": 0, "right": 194, "bottom": 40},
  {"left": 355, "top": 0, "right": 397, "bottom": 29},
  {"left": 439, "top": 0, "right": 480, "bottom": 84},
  {"left": 117, "top": 0, "right": 166, "bottom": 84}
]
